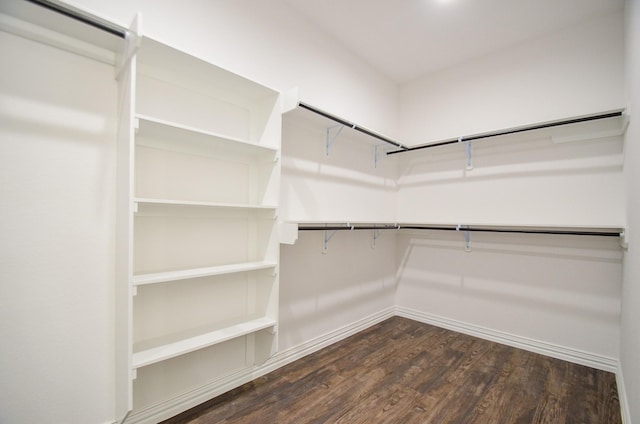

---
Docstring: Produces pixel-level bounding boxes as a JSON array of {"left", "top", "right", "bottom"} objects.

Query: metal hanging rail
[
  {"left": 298, "top": 102, "right": 409, "bottom": 150},
  {"left": 25, "top": 0, "right": 126, "bottom": 38},
  {"left": 398, "top": 225, "right": 621, "bottom": 237},
  {"left": 297, "top": 223, "right": 621, "bottom": 238},
  {"left": 298, "top": 224, "right": 399, "bottom": 231},
  {"left": 387, "top": 110, "right": 624, "bottom": 156}
]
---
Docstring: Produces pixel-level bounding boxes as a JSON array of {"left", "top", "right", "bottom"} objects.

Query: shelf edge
[{"left": 132, "top": 317, "right": 277, "bottom": 369}]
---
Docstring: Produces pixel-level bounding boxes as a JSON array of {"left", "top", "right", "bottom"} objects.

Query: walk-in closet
[{"left": 0, "top": 0, "right": 638, "bottom": 423}]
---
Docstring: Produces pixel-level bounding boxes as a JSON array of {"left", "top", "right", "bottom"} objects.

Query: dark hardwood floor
[{"left": 162, "top": 317, "right": 621, "bottom": 424}]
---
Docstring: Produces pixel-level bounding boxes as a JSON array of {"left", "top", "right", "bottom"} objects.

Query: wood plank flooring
[{"left": 162, "top": 317, "right": 621, "bottom": 424}]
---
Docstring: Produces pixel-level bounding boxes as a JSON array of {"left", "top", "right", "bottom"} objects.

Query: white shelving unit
[
  {"left": 132, "top": 261, "right": 277, "bottom": 286},
  {"left": 132, "top": 317, "right": 278, "bottom": 369},
  {"left": 116, "top": 22, "right": 281, "bottom": 421},
  {"left": 282, "top": 98, "right": 628, "bottom": 232}
]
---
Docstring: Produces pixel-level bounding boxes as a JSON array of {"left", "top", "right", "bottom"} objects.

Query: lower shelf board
[
  {"left": 132, "top": 261, "right": 277, "bottom": 286},
  {"left": 132, "top": 317, "right": 277, "bottom": 369}
]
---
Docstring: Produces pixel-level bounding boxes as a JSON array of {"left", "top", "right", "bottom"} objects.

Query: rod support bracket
[
  {"left": 326, "top": 124, "right": 344, "bottom": 156},
  {"left": 620, "top": 229, "right": 629, "bottom": 250},
  {"left": 458, "top": 137, "right": 473, "bottom": 170},
  {"left": 456, "top": 224, "right": 472, "bottom": 252},
  {"left": 322, "top": 225, "right": 339, "bottom": 254},
  {"left": 371, "top": 227, "right": 382, "bottom": 249}
]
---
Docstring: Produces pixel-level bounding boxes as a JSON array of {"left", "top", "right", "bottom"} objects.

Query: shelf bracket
[
  {"left": 322, "top": 225, "right": 340, "bottom": 254},
  {"left": 371, "top": 227, "right": 382, "bottom": 249},
  {"left": 459, "top": 137, "right": 473, "bottom": 170},
  {"left": 326, "top": 124, "right": 344, "bottom": 156},
  {"left": 456, "top": 224, "right": 472, "bottom": 252}
]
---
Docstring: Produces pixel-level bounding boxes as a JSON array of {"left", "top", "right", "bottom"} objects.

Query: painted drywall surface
[
  {"left": 281, "top": 110, "right": 398, "bottom": 223},
  {"left": 0, "top": 31, "right": 116, "bottom": 424},
  {"left": 621, "top": 0, "right": 640, "bottom": 420},
  {"left": 395, "top": 128, "right": 625, "bottom": 227},
  {"left": 399, "top": 11, "right": 625, "bottom": 145},
  {"left": 279, "top": 107, "right": 398, "bottom": 348},
  {"left": 279, "top": 230, "right": 396, "bottom": 351},
  {"left": 63, "top": 0, "right": 400, "bottom": 139},
  {"left": 393, "top": 8, "right": 627, "bottom": 368},
  {"left": 395, "top": 231, "right": 622, "bottom": 360}
]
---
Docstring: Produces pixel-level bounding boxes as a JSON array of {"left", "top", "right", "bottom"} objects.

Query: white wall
[
  {"left": 281, "top": 109, "right": 398, "bottom": 223},
  {"left": 393, "top": 5, "right": 626, "bottom": 375},
  {"left": 400, "top": 11, "right": 625, "bottom": 145},
  {"left": 396, "top": 121, "right": 626, "bottom": 227},
  {"left": 621, "top": 0, "right": 640, "bottom": 421},
  {"left": 279, "top": 231, "right": 396, "bottom": 351},
  {"left": 395, "top": 230, "right": 622, "bottom": 363},
  {"left": 278, "top": 105, "right": 398, "bottom": 351},
  {"left": 0, "top": 31, "right": 116, "bottom": 424},
  {"left": 63, "top": 0, "right": 400, "bottom": 138}
]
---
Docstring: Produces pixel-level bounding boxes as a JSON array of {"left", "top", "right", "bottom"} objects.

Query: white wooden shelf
[
  {"left": 132, "top": 317, "right": 277, "bottom": 369},
  {"left": 136, "top": 37, "right": 278, "bottom": 106},
  {"left": 117, "top": 31, "right": 281, "bottom": 418},
  {"left": 135, "top": 114, "right": 279, "bottom": 156},
  {"left": 293, "top": 221, "right": 624, "bottom": 231},
  {"left": 132, "top": 261, "right": 277, "bottom": 286},
  {"left": 134, "top": 198, "right": 277, "bottom": 211},
  {"left": 283, "top": 101, "right": 405, "bottom": 150}
]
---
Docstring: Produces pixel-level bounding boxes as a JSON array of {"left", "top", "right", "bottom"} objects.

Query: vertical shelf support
[
  {"left": 326, "top": 124, "right": 344, "bottom": 156},
  {"left": 457, "top": 224, "right": 472, "bottom": 252},
  {"left": 115, "top": 13, "right": 142, "bottom": 80},
  {"left": 459, "top": 137, "right": 473, "bottom": 170},
  {"left": 373, "top": 145, "right": 381, "bottom": 169}
]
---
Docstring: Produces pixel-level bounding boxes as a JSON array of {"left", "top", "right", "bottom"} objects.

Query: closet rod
[
  {"left": 25, "top": 0, "right": 126, "bottom": 38},
  {"left": 400, "top": 226, "right": 621, "bottom": 237},
  {"left": 387, "top": 110, "right": 624, "bottom": 156},
  {"left": 297, "top": 224, "right": 620, "bottom": 237},
  {"left": 298, "top": 102, "right": 408, "bottom": 150},
  {"left": 298, "top": 225, "right": 399, "bottom": 231}
]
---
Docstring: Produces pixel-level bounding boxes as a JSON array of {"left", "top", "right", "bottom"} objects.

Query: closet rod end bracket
[{"left": 620, "top": 229, "right": 629, "bottom": 250}]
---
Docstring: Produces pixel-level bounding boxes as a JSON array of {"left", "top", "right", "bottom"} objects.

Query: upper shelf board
[
  {"left": 283, "top": 102, "right": 406, "bottom": 151},
  {"left": 136, "top": 37, "right": 278, "bottom": 105},
  {"left": 388, "top": 110, "right": 628, "bottom": 155},
  {"left": 134, "top": 198, "right": 277, "bottom": 211},
  {"left": 135, "top": 115, "right": 279, "bottom": 156},
  {"left": 292, "top": 221, "right": 624, "bottom": 237},
  {"left": 0, "top": 1, "right": 122, "bottom": 65}
]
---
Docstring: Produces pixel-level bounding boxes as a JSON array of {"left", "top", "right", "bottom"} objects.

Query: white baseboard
[
  {"left": 264, "top": 306, "right": 396, "bottom": 373},
  {"left": 395, "top": 306, "right": 619, "bottom": 373},
  {"left": 124, "top": 306, "right": 395, "bottom": 424},
  {"left": 616, "top": 366, "right": 632, "bottom": 424}
]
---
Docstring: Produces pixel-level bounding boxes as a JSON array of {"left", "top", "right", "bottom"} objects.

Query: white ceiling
[{"left": 283, "top": 0, "right": 624, "bottom": 83}]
